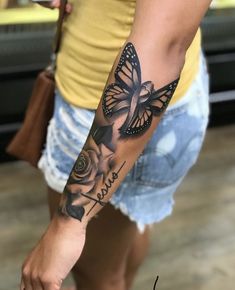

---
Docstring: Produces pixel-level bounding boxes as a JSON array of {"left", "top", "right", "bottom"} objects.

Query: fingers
[
  {"left": 20, "top": 277, "right": 25, "bottom": 290},
  {"left": 51, "top": 0, "right": 73, "bottom": 13},
  {"left": 36, "top": 0, "right": 73, "bottom": 13},
  {"left": 32, "top": 276, "right": 44, "bottom": 290},
  {"left": 21, "top": 271, "right": 62, "bottom": 290},
  {"left": 21, "top": 267, "right": 33, "bottom": 290},
  {"left": 65, "top": 3, "right": 73, "bottom": 14},
  {"left": 21, "top": 278, "right": 60, "bottom": 290},
  {"left": 39, "top": 278, "right": 62, "bottom": 290},
  {"left": 43, "top": 281, "right": 61, "bottom": 290},
  {"left": 21, "top": 265, "right": 42, "bottom": 290},
  {"left": 51, "top": 0, "right": 60, "bottom": 8}
]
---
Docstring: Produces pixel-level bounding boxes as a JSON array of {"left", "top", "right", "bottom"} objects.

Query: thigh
[{"left": 75, "top": 204, "right": 138, "bottom": 287}]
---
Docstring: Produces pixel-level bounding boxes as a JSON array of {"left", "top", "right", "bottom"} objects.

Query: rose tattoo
[{"left": 60, "top": 135, "right": 114, "bottom": 220}]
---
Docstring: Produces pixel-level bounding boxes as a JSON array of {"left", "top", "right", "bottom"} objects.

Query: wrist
[
  {"left": 57, "top": 192, "right": 90, "bottom": 229},
  {"left": 52, "top": 210, "right": 88, "bottom": 233}
]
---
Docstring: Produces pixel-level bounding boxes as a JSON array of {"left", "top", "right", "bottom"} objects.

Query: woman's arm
[
  {"left": 21, "top": 1, "right": 212, "bottom": 289},
  {"left": 58, "top": 0, "right": 211, "bottom": 225}
]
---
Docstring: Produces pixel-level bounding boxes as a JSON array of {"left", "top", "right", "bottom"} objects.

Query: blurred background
[{"left": 0, "top": 0, "right": 235, "bottom": 289}]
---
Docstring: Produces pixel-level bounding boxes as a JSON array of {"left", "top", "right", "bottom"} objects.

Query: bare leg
[
  {"left": 125, "top": 228, "right": 150, "bottom": 289},
  {"left": 47, "top": 186, "right": 150, "bottom": 290}
]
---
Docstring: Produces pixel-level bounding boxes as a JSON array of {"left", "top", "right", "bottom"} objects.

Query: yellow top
[
  {"left": 0, "top": 6, "right": 58, "bottom": 25},
  {"left": 56, "top": 0, "right": 201, "bottom": 109},
  {"left": 211, "top": 0, "right": 235, "bottom": 8}
]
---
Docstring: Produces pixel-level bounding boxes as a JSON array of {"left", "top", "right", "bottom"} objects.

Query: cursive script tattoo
[
  {"left": 102, "top": 42, "right": 179, "bottom": 137},
  {"left": 60, "top": 42, "right": 180, "bottom": 221},
  {"left": 86, "top": 161, "right": 126, "bottom": 215}
]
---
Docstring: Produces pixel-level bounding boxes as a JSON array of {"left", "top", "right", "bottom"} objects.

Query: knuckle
[
  {"left": 31, "top": 271, "right": 39, "bottom": 281},
  {"left": 22, "top": 266, "right": 29, "bottom": 278},
  {"left": 40, "top": 275, "right": 61, "bottom": 289},
  {"left": 21, "top": 262, "right": 27, "bottom": 272},
  {"left": 40, "top": 275, "right": 52, "bottom": 284}
]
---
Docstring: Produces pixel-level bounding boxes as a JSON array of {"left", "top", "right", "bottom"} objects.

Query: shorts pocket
[{"left": 132, "top": 131, "right": 204, "bottom": 188}]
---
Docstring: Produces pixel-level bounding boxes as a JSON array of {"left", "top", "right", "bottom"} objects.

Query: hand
[
  {"left": 37, "top": 0, "right": 73, "bottom": 14},
  {"left": 20, "top": 215, "right": 86, "bottom": 290}
]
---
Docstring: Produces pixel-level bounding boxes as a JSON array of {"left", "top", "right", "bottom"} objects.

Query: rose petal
[
  {"left": 87, "top": 136, "right": 100, "bottom": 156},
  {"left": 88, "top": 165, "right": 99, "bottom": 182},
  {"left": 73, "top": 150, "right": 92, "bottom": 179},
  {"left": 71, "top": 196, "right": 90, "bottom": 208},
  {"left": 97, "top": 144, "right": 113, "bottom": 175},
  {"left": 68, "top": 180, "right": 96, "bottom": 195},
  {"left": 88, "top": 175, "right": 104, "bottom": 197}
]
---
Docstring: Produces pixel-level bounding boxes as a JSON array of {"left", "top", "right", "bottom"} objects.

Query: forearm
[
  {"left": 57, "top": 0, "right": 212, "bottom": 227},
  {"left": 57, "top": 39, "right": 184, "bottom": 226},
  {"left": 20, "top": 2, "right": 212, "bottom": 289}
]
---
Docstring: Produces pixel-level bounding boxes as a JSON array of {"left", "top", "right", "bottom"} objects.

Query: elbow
[
  {"left": 159, "top": 25, "right": 198, "bottom": 71},
  {"left": 163, "top": 37, "right": 187, "bottom": 72},
  {"left": 150, "top": 34, "right": 187, "bottom": 78},
  {"left": 128, "top": 27, "right": 192, "bottom": 82},
  {"left": 131, "top": 30, "right": 188, "bottom": 73}
]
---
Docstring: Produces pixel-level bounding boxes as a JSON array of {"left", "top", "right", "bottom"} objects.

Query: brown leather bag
[{"left": 6, "top": 0, "right": 67, "bottom": 167}]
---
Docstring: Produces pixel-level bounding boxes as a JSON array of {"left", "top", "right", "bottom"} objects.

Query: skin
[
  {"left": 47, "top": 188, "right": 150, "bottom": 290},
  {"left": 40, "top": 0, "right": 73, "bottom": 13},
  {"left": 58, "top": 42, "right": 180, "bottom": 222},
  {"left": 20, "top": 1, "right": 212, "bottom": 289}
]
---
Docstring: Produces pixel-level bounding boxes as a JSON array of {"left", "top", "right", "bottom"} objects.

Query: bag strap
[
  {"left": 53, "top": 0, "right": 68, "bottom": 54},
  {"left": 48, "top": 0, "right": 68, "bottom": 73}
]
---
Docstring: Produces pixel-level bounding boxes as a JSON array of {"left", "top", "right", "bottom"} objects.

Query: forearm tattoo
[
  {"left": 102, "top": 43, "right": 179, "bottom": 137},
  {"left": 59, "top": 42, "right": 179, "bottom": 221}
]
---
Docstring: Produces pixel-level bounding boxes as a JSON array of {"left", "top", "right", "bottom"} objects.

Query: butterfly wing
[
  {"left": 103, "top": 41, "right": 179, "bottom": 137},
  {"left": 102, "top": 42, "right": 142, "bottom": 118},
  {"left": 119, "top": 103, "right": 153, "bottom": 136},
  {"left": 102, "top": 83, "right": 130, "bottom": 117},
  {"left": 115, "top": 42, "right": 141, "bottom": 93},
  {"left": 150, "top": 78, "right": 179, "bottom": 115}
]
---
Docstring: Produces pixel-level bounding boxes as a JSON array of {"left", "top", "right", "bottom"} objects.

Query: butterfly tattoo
[{"left": 102, "top": 42, "right": 180, "bottom": 137}]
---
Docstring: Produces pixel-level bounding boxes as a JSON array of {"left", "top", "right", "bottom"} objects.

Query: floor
[{"left": 0, "top": 124, "right": 235, "bottom": 290}]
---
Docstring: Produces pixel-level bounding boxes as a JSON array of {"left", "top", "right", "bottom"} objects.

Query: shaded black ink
[
  {"left": 86, "top": 161, "right": 126, "bottom": 216},
  {"left": 63, "top": 189, "right": 85, "bottom": 221},
  {"left": 102, "top": 42, "right": 179, "bottom": 137},
  {"left": 91, "top": 123, "right": 115, "bottom": 152}
]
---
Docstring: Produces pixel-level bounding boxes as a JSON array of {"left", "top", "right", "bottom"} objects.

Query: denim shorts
[{"left": 38, "top": 53, "right": 210, "bottom": 232}]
